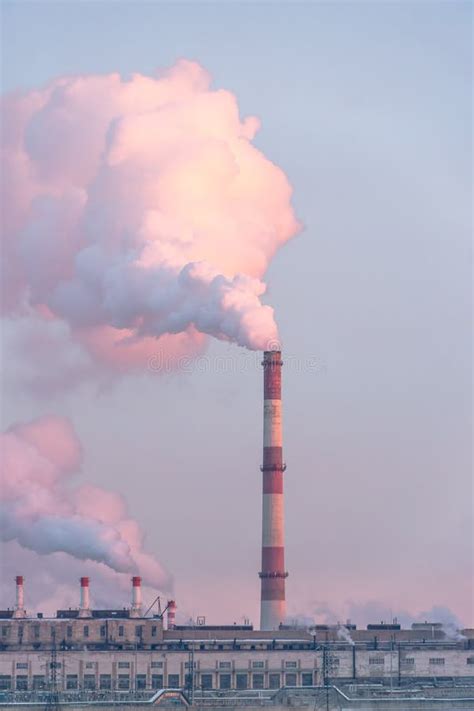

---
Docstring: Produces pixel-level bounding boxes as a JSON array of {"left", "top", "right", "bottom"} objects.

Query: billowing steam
[
  {"left": 337, "top": 624, "right": 355, "bottom": 645},
  {"left": 0, "top": 415, "right": 170, "bottom": 589},
  {"left": 1, "top": 60, "right": 300, "bottom": 373}
]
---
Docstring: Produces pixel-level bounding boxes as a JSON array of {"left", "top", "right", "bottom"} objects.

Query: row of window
[
  {"left": 10, "top": 656, "right": 468, "bottom": 675},
  {"left": 0, "top": 672, "right": 312, "bottom": 692},
  {"left": 3, "top": 661, "right": 474, "bottom": 693},
  {"left": 1, "top": 625, "right": 158, "bottom": 639},
  {"left": 369, "top": 657, "right": 449, "bottom": 666}
]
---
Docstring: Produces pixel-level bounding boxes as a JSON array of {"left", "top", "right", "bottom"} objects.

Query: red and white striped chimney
[
  {"left": 167, "top": 600, "right": 176, "bottom": 629},
  {"left": 78, "top": 577, "right": 91, "bottom": 617},
  {"left": 12, "top": 576, "right": 26, "bottom": 618},
  {"left": 130, "top": 576, "right": 142, "bottom": 617},
  {"left": 259, "top": 350, "right": 287, "bottom": 630}
]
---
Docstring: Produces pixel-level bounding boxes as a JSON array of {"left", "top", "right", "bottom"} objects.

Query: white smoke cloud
[
  {"left": 337, "top": 624, "right": 355, "bottom": 645},
  {"left": 1, "top": 59, "right": 300, "bottom": 382},
  {"left": 0, "top": 415, "right": 170, "bottom": 589}
]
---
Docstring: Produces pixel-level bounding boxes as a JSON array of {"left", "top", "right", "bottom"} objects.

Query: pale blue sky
[{"left": 1, "top": 1, "right": 472, "bottom": 625}]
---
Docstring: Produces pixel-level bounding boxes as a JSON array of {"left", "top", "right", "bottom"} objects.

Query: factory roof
[{"left": 56, "top": 609, "right": 131, "bottom": 619}]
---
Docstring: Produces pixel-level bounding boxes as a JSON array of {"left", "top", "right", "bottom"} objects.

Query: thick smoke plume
[
  {"left": 1, "top": 60, "right": 300, "bottom": 374},
  {"left": 0, "top": 415, "right": 170, "bottom": 589}
]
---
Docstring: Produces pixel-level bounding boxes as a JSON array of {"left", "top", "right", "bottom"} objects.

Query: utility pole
[
  {"left": 324, "top": 644, "right": 330, "bottom": 711},
  {"left": 321, "top": 637, "right": 337, "bottom": 711},
  {"left": 186, "top": 619, "right": 195, "bottom": 704},
  {"left": 44, "top": 629, "right": 60, "bottom": 711}
]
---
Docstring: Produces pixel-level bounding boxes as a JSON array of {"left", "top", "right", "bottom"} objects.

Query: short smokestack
[
  {"left": 78, "top": 577, "right": 91, "bottom": 617},
  {"left": 130, "top": 576, "right": 142, "bottom": 617},
  {"left": 167, "top": 600, "right": 176, "bottom": 629},
  {"left": 259, "top": 350, "right": 287, "bottom": 631},
  {"left": 12, "top": 576, "right": 26, "bottom": 618}
]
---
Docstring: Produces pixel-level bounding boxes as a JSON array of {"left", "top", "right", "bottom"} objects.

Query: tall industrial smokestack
[
  {"left": 259, "top": 350, "right": 287, "bottom": 630},
  {"left": 12, "top": 576, "right": 26, "bottom": 618},
  {"left": 78, "top": 577, "right": 91, "bottom": 617},
  {"left": 167, "top": 600, "right": 176, "bottom": 629},
  {"left": 130, "top": 576, "right": 142, "bottom": 617}
]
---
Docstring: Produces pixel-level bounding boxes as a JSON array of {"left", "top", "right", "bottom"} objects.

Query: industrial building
[{"left": 0, "top": 576, "right": 473, "bottom": 694}]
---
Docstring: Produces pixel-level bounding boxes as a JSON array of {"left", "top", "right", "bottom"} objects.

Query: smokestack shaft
[
  {"left": 167, "top": 600, "right": 176, "bottom": 630},
  {"left": 260, "top": 350, "right": 287, "bottom": 630},
  {"left": 80, "top": 577, "right": 90, "bottom": 611},
  {"left": 13, "top": 576, "right": 26, "bottom": 618},
  {"left": 15, "top": 576, "right": 24, "bottom": 610},
  {"left": 131, "top": 576, "right": 142, "bottom": 614}
]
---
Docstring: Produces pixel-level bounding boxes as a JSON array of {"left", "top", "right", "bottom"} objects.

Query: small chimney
[
  {"left": 167, "top": 600, "right": 177, "bottom": 629},
  {"left": 130, "top": 576, "right": 142, "bottom": 617},
  {"left": 12, "top": 576, "right": 26, "bottom": 618},
  {"left": 78, "top": 577, "right": 91, "bottom": 617}
]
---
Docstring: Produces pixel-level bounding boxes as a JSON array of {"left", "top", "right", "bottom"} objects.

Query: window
[
  {"left": 0, "top": 676, "right": 11, "bottom": 690},
  {"left": 168, "top": 674, "right": 180, "bottom": 688},
  {"left": 16, "top": 663, "right": 28, "bottom": 669},
  {"left": 50, "top": 626, "right": 56, "bottom": 638},
  {"left": 16, "top": 676, "right": 28, "bottom": 691},
  {"left": 285, "top": 673, "right": 297, "bottom": 686},
  {"left": 18, "top": 625, "right": 24, "bottom": 637},
  {"left": 219, "top": 662, "right": 231, "bottom": 669},
  {"left": 369, "top": 657, "right": 384, "bottom": 665},
  {"left": 118, "top": 675, "right": 130, "bottom": 690},
  {"left": 118, "top": 662, "right": 130, "bottom": 669},
  {"left": 429, "top": 658, "right": 445, "bottom": 666},
  {"left": 403, "top": 658, "right": 415, "bottom": 666},
  {"left": 1, "top": 626, "right": 10, "bottom": 637},
  {"left": 100, "top": 625, "right": 106, "bottom": 638},
  {"left": 252, "top": 661, "right": 264, "bottom": 668},
  {"left": 152, "top": 626, "right": 157, "bottom": 637},
  {"left": 66, "top": 675, "right": 78, "bottom": 690},
  {"left": 67, "top": 626, "right": 72, "bottom": 638},
  {"left": 136, "top": 674, "right": 147, "bottom": 690},
  {"left": 236, "top": 674, "right": 247, "bottom": 690},
  {"left": 269, "top": 673, "right": 280, "bottom": 689},
  {"left": 219, "top": 674, "right": 231, "bottom": 690},
  {"left": 32, "top": 676, "right": 46, "bottom": 690},
  {"left": 99, "top": 675, "right": 112, "bottom": 690},
  {"left": 302, "top": 673, "right": 313, "bottom": 686},
  {"left": 83, "top": 625, "right": 89, "bottom": 638},
  {"left": 285, "top": 661, "right": 297, "bottom": 668},
  {"left": 152, "top": 674, "right": 163, "bottom": 689},
  {"left": 34, "top": 625, "right": 40, "bottom": 639},
  {"left": 331, "top": 658, "right": 340, "bottom": 666},
  {"left": 84, "top": 675, "right": 96, "bottom": 690},
  {"left": 184, "top": 662, "right": 196, "bottom": 669},
  {"left": 85, "top": 662, "right": 94, "bottom": 669},
  {"left": 151, "top": 661, "right": 163, "bottom": 668},
  {"left": 135, "top": 625, "right": 143, "bottom": 638},
  {"left": 252, "top": 673, "right": 264, "bottom": 689},
  {"left": 201, "top": 674, "right": 213, "bottom": 690},
  {"left": 467, "top": 657, "right": 474, "bottom": 665},
  {"left": 118, "top": 626, "right": 124, "bottom": 637}
]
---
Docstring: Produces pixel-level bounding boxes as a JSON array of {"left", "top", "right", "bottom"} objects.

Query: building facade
[{"left": 1, "top": 617, "right": 473, "bottom": 693}]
